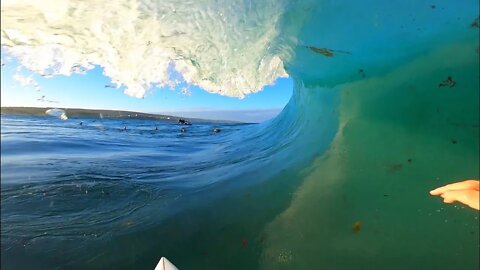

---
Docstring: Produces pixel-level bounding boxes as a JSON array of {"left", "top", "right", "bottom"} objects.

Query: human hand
[{"left": 430, "top": 180, "right": 479, "bottom": 210}]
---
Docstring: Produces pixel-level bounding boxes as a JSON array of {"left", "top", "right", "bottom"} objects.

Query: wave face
[{"left": 1, "top": 0, "right": 480, "bottom": 269}]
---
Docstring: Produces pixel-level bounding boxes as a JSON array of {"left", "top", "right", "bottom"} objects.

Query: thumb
[{"left": 441, "top": 193, "right": 456, "bottom": 203}]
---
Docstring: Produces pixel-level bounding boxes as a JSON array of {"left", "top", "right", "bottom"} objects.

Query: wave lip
[{"left": 1, "top": 0, "right": 294, "bottom": 98}]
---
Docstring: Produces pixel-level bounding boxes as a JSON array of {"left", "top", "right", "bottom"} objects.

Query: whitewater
[{"left": 1, "top": 0, "right": 479, "bottom": 269}]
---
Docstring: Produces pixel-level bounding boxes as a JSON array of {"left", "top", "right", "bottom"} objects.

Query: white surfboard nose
[{"left": 154, "top": 257, "right": 179, "bottom": 270}]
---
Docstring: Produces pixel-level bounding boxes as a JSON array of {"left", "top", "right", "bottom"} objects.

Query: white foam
[
  {"left": 46, "top": 108, "right": 68, "bottom": 120},
  {"left": 1, "top": 0, "right": 290, "bottom": 98}
]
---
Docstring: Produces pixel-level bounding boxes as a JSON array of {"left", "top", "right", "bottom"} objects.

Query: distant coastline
[{"left": 0, "top": 107, "right": 242, "bottom": 124}]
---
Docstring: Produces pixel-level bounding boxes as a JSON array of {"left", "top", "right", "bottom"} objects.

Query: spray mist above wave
[{"left": 0, "top": 0, "right": 293, "bottom": 98}]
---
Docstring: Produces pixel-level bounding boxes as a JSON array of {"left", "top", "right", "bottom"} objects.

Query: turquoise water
[{"left": 1, "top": 0, "right": 480, "bottom": 269}]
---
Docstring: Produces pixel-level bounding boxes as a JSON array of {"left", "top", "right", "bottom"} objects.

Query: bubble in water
[{"left": 278, "top": 250, "right": 293, "bottom": 263}]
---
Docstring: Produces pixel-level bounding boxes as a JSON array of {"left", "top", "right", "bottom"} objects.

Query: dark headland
[{"left": 0, "top": 107, "right": 241, "bottom": 124}]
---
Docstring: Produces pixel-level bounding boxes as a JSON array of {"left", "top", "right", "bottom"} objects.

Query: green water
[{"left": 261, "top": 40, "right": 479, "bottom": 269}]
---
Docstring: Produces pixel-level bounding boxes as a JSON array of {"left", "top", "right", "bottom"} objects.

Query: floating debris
[
  {"left": 352, "top": 221, "right": 362, "bottom": 233},
  {"left": 387, "top": 163, "right": 403, "bottom": 173},
  {"left": 358, "top": 69, "right": 366, "bottom": 78},
  {"left": 306, "top": 46, "right": 351, "bottom": 57},
  {"left": 241, "top": 239, "right": 249, "bottom": 247},
  {"left": 471, "top": 17, "right": 479, "bottom": 28},
  {"left": 438, "top": 76, "right": 456, "bottom": 88}
]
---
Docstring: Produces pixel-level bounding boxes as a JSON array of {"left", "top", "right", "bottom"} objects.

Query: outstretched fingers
[
  {"left": 430, "top": 180, "right": 479, "bottom": 195},
  {"left": 439, "top": 190, "right": 480, "bottom": 210}
]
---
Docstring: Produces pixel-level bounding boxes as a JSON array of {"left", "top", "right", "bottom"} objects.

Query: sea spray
[{"left": 45, "top": 108, "right": 68, "bottom": 120}]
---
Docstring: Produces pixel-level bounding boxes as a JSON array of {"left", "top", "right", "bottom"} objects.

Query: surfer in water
[
  {"left": 430, "top": 180, "right": 479, "bottom": 210},
  {"left": 178, "top": 119, "right": 192, "bottom": 125}
]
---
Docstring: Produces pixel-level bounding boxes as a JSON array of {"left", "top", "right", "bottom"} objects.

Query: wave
[
  {"left": 45, "top": 108, "right": 68, "bottom": 120},
  {"left": 1, "top": 0, "right": 479, "bottom": 269},
  {"left": 1, "top": 0, "right": 300, "bottom": 98},
  {"left": 261, "top": 40, "right": 480, "bottom": 269}
]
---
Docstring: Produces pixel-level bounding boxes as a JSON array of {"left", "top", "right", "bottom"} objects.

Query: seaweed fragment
[
  {"left": 387, "top": 163, "right": 403, "bottom": 173},
  {"left": 352, "top": 221, "right": 362, "bottom": 233},
  {"left": 438, "top": 76, "right": 456, "bottom": 88},
  {"left": 306, "top": 46, "right": 351, "bottom": 57},
  {"left": 358, "top": 69, "right": 366, "bottom": 78},
  {"left": 471, "top": 17, "right": 479, "bottom": 28}
]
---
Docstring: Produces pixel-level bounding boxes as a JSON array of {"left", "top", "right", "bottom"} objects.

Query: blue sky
[{"left": 1, "top": 53, "right": 293, "bottom": 122}]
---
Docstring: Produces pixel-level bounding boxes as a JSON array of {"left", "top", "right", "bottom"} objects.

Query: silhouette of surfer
[{"left": 178, "top": 119, "right": 192, "bottom": 125}]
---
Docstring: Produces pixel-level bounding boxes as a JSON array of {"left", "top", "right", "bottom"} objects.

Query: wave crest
[{"left": 1, "top": 0, "right": 291, "bottom": 98}]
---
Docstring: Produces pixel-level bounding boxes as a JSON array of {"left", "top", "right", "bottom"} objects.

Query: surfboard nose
[{"left": 154, "top": 257, "right": 178, "bottom": 270}]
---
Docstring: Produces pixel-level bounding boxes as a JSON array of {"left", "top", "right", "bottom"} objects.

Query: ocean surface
[
  {"left": 1, "top": 0, "right": 480, "bottom": 269},
  {"left": 1, "top": 111, "right": 337, "bottom": 269}
]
